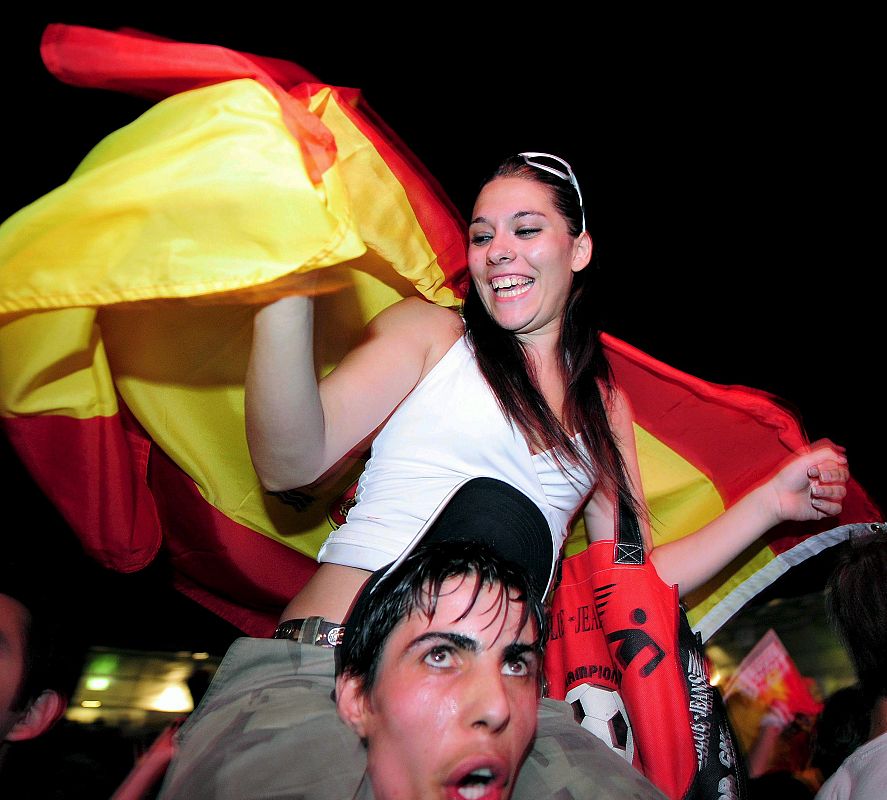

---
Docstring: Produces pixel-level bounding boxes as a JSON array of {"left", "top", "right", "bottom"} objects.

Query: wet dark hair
[
  {"left": 825, "top": 524, "right": 887, "bottom": 705},
  {"left": 463, "top": 154, "right": 639, "bottom": 512},
  {"left": 338, "top": 540, "right": 546, "bottom": 695}
]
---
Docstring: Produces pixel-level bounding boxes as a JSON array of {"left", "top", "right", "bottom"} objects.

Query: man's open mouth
[{"left": 447, "top": 763, "right": 507, "bottom": 800}]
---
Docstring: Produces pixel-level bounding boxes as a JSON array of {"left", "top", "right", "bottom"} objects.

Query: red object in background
[
  {"left": 109, "top": 720, "right": 181, "bottom": 800},
  {"left": 724, "top": 629, "right": 823, "bottom": 719}
]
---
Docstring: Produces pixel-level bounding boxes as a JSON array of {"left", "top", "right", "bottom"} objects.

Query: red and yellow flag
[
  {"left": 597, "top": 336, "right": 879, "bottom": 640},
  {"left": 0, "top": 25, "right": 879, "bottom": 637}
]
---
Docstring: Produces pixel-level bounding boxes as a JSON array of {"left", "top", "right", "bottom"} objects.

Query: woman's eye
[
  {"left": 515, "top": 227, "right": 541, "bottom": 237},
  {"left": 469, "top": 232, "right": 492, "bottom": 245},
  {"left": 423, "top": 646, "right": 456, "bottom": 668}
]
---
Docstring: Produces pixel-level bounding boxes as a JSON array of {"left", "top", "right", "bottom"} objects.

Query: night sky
[{"left": 2, "top": 10, "right": 882, "bottom": 654}]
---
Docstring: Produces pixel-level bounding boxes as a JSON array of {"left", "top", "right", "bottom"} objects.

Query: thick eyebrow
[
  {"left": 469, "top": 210, "right": 548, "bottom": 226},
  {"left": 502, "top": 642, "right": 538, "bottom": 662},
  {"left": 408, "top": 631, "right": 479, "bottom": 653},
  {"left": 407, "top": 632, "right": 539, "bottom": 661}
]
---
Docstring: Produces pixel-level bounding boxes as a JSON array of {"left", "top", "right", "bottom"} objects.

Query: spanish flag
[{"left": 0, "top": 25, "right": 879, "bottom": 637}]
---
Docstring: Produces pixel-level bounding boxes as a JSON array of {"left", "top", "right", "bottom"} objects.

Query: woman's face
[{"left": 468, "top": 176, "right": 591, "bottom": 340}]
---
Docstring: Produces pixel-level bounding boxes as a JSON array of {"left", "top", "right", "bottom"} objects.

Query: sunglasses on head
[{"left": 518, "top": 152, "right": 586, "bottom": 234}]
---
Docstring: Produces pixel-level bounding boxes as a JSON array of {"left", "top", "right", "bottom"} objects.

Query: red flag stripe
[
  {"left": 1, "top": 411, "right": 161, "bottom": 571},
  {"left": 39, "top": 23, "right": 336, "bottom": 184}
]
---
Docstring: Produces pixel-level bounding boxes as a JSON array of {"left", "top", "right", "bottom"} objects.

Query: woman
[
  {"left": 245, "top": 152, "right": 849, "bottom": 626},
  {"left": 174, "top": 154, "right": 848, "bottom": 800}
]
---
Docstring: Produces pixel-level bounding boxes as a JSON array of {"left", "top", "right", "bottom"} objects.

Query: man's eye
[
  {"left": 502, "top": 659, "right": 530, "bottom": 677},
  {"left": 423, "top": 646, "right": 456, "bottom": 668}
]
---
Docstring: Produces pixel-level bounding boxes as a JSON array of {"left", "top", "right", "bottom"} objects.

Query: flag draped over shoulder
[{"left": 0, "top": 24, "right": 879, "bottom": 638}]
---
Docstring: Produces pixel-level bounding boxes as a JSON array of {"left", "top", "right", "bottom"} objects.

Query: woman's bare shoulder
[{"left": 370, "top": 296, "right": 464, "bottom": 341}]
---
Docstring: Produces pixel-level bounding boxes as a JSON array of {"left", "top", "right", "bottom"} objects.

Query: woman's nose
[{"left": 487, "top": 239, "right": 514, "bottom": 266}]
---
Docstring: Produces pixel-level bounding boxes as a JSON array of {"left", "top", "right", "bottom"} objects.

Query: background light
[{"left": 149, "top": 685, "right": 192, "bottom": 713}]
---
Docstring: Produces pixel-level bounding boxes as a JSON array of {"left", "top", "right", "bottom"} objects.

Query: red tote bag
[{"left": 544, "top": 497, "right": 748, "bottom": 800}]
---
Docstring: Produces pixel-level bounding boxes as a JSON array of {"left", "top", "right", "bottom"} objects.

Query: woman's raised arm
[
  {"left": 583, "top": 389, "right": 849, "bottom": 596},
  {"left": 649, "top": 440, "right": 848, "bottom": 595},
  {"left": 245, "top": 294, "right": 462, "bottom": 491}
]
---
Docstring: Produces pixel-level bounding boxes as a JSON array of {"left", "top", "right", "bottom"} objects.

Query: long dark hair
[{"left": 463, "top": 155, "right": 636, "bottom": 510}]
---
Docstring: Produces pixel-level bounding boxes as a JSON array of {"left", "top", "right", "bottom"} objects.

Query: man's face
[
  {"left": 351, "top": 576, "right": 540, "bottom": 800},
  {"left": 0, "top": 594, "right": 30, "bottom": 740}
]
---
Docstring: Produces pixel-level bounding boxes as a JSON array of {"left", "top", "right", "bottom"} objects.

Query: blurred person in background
[
  {"left": 816, "top": 524, "right": 887, "bottom": 800},
  {"left": 0, "top": 568, "right": 88, "bottom": 790},
  {"left": 810, "top": 684, "right": 870, "bottom": 786}
]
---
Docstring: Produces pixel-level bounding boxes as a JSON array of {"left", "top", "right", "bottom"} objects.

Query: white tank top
[{"left": 317, "top": 336, "right": 595, "bottom": 578}]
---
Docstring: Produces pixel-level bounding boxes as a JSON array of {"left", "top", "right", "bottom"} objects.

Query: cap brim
[{"left": 373, "top": 477, "right": 554, "bottom": 603}]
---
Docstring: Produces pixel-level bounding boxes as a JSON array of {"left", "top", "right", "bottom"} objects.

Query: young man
[
  {"left": 336, "top": 538, "right": 543, "bottom": 799},
  {"left": 816, "top": 523, "right": 887, "bottom": 800},
  {"left": 158, "top": 478, "right": 664, "bottom": 799}
]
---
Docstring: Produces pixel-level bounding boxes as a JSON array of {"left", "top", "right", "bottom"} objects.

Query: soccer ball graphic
[{"left": 565, "top": 684, "right": 634, "bottom": 762}]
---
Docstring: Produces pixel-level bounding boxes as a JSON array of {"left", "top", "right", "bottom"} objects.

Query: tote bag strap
[{"left": 614, "top": 492, "right": 645, "bottom": 566}]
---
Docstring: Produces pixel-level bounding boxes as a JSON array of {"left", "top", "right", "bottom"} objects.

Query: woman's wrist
[{"left": 740, "top": 481, "right": 784, "bottom": 531}]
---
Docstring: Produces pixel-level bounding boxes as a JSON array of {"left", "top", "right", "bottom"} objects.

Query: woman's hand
[
  {"left": 650, "top": 439, "right": 849, "bottom": 595},
  {"left": 767, "top": 440, "right": 849, "bottom": 524}
]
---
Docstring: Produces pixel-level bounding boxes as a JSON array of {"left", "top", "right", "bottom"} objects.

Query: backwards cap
[{"left": 341, "top": 477, "right": 553, "bottom": 650}]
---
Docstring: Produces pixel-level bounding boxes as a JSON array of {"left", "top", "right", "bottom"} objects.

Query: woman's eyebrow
[{"left": 470, "top": 210, "right": 547, "bottom": 226}]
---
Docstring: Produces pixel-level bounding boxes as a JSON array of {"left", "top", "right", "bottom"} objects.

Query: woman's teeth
[{"left": 491, "top": 276, "right": 534, "bottom": 297}]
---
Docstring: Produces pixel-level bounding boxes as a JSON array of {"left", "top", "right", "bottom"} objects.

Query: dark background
[{"left": 2, "top": 10, "right": 882, "bottom": 655}]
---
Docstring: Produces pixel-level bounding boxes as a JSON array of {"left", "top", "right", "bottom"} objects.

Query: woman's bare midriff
[{"left": 278, "top": 562, "right": 372, "bottom": 625}]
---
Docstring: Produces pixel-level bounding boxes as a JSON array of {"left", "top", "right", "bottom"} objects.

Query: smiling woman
[
  {"left": 244, "top": 151, "right": 854, "bottom": 800},
  {"left": 468, "top": 175, "right": 591, "bottom": 338},
  {"left": 250, "top": 152, "right": 851, "bottom": 616}
]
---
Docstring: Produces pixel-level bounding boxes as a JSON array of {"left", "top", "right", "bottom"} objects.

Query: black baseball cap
[{"left": 342, "top": 476, "right": 554, "bottom": 634}]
